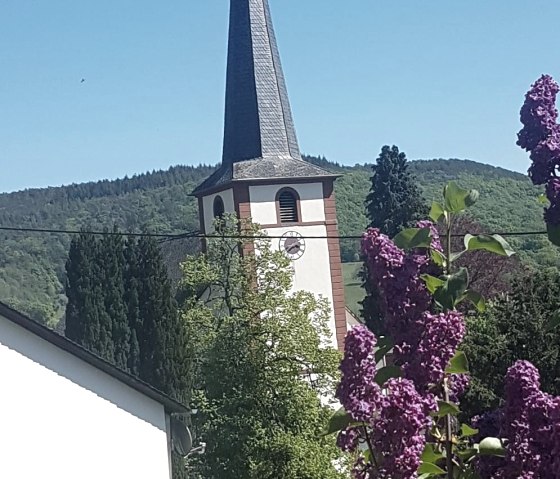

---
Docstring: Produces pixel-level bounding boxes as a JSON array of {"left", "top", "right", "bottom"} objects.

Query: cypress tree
[
  {"left": 365, "top": 145, "right": 428, "bottom": 236},
  {"left": 362, "top": 145, "right": 428, "bottom": 333},
  {"left": 135, "top": 236, "right": 189, "bottom": 400},
  {"left": 124, "top": 238, "right": 141, "bottom": 376},
  {"left": 100, "top": 229, "right": 129, "bottom": 370},
  {"left": 65, "top": 232, "right": 102, "bottom": 353}
]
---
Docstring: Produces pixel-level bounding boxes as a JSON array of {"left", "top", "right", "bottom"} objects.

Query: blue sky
[{"left": 1, "top": 0, "right": 559, "bottom": 193}]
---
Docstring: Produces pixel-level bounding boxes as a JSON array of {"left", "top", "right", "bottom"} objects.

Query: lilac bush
[
  {"left": 330, "top": 182, "right": 520, "bottom": 478},
  {"left": 518, "top": 75, "right": 560, "bottom": 234},
  {"left": 335, "top": 325, "right": 434, "bottom": 479},
  {"left": 336, "top": 325, "right": 382, "bottom": 423}
]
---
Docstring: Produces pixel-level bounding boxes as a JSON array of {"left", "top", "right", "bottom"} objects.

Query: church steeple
[
  {"left": 222, "top": 0, "right": 301, "bottom": 164},
  {"left": 193, "top": 0, "right": 347, "bottom": 349},
  {"left": 193, "top": 0, "right": 335, "bottom": 196}
]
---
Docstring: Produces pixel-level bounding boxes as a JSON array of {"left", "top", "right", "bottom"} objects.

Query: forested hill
[{"left": 0, "top": 156, "right": 554, "bottom": 325}]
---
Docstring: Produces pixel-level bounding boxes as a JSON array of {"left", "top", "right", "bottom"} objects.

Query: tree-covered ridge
[{"left": 0, "top": 156, "right": 554, "bottom": 325}]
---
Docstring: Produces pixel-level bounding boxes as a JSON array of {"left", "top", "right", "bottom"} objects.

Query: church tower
[{"left": 193, "top": 0, "right": 347, "bottom": 349}]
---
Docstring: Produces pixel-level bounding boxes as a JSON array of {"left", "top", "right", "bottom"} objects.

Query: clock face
[{"left": 279, "top": 231, "right": 306, "bottom": 260}]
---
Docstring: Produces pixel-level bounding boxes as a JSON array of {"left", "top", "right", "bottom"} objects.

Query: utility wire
[{"left": 0, "top": 225, "right": 550, "bottom": 241}]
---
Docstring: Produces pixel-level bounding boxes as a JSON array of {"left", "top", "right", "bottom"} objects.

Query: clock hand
[{"left": 287, "top": 243, "right": 300, "bottom": 253}]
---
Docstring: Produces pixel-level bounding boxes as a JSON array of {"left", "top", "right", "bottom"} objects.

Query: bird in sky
[{"left": 80, "top": 78, "right": 85, "bottom": 83}]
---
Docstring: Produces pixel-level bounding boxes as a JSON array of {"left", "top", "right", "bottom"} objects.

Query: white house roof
[{"left": 0, "top": 301, "right": 188, "bottom": 414}]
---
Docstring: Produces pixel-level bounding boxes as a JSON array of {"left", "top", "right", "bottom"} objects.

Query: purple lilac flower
[
  {"left": 550, "top": 398, "right": 560, "bottom": 479},
  {"left": 517, "top": 75, "right": 560, "bottom": 231},
  {"left": 448, "top": 373, "right": 470, "bottom": 402},
  {"left": 518, "top": 75, "right": 559, "bottom": 153},
  {"left": 545, "top": 178, "right": 560, "bottom": 226},
  {"left": 336, "top": 325, "right": 382, "bottom": 423},
  {"left": 336, "top": 427, "right": 362, "bottom": 453},
  {"left": 487, "top": 361, "right": 560, "bottom": 479},
  {"left": 370, "top": 378, "right": 433, "bottom": 479},
  {"left": 361, "top": 227, "right": 457, "bottom": 396},
  {"left": 416, "top": 220, "right": 443, "bottom": 253},
  {"left": 404, "top": 311, "right": 466, "bottom": 391},
  {"left": 499, "top": 361, "right": 542, "bottom": 476}
]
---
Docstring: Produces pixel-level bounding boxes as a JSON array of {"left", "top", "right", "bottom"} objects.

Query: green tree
[
  {"left": 362, "top": 145, "right": 428, "bottom": 334},
  {"left": 365, "top": 145, "right": 428, "bottom": 237},
  {"left": 135, "top": 236, "right": 190, "bottom": 400},
  {"left": 100, "top": 230, "right": 129, "bottom": 370},
  {"left": 181, "top": 218, "right": 344, "bottom": 479},
  {"left": 65, "top": 232, "right": 106, "bottom": 357},
  {"left": 462, "top": 269, "right": 560, "bottom": 419}
]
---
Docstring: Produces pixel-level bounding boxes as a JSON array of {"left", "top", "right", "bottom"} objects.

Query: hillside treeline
[{"left": 0, "top": 156, "right": 556, "bottom": 324}]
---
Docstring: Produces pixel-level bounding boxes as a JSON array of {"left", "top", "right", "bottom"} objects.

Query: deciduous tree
[{"left": 181, "top": 218, "right": 344, "bottom": 479}]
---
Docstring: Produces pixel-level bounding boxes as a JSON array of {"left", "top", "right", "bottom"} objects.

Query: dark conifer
[
  {"left": 124, "top": 238, "right": 141, "bottom": 376},
  {"left": 362, "top": 145, "right": 428, "bottom": 333},
  {"left": 100, "top": 229, "right": 129, "bottom": 370},
  {"left": 135, "top": 236, "right": 189, "bottom": 400},
  {"left": 65, "top": 233, "right": 104, "bottom": 356},
  {"left": 365, "top": 145, "right": 428, "bottom": 237}
]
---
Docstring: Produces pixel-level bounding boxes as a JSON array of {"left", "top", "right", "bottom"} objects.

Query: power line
[{"left": 0, "top": 225, "right": 550, "bottom": 241}]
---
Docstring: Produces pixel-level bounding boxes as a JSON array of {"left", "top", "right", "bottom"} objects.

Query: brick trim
[
  {"left": 323, "top": 179, "right": 347, "bottom": 350},
  {"left": 198, "top": 196, "right": 207, "bottom": 252},
  {"left": 232, "top": 184, "right": 254, "bottom": 256}
]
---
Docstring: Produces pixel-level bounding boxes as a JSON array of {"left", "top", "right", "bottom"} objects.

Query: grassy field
[{"left": 343, "top": 262, "right": 365, "bottom": 318}]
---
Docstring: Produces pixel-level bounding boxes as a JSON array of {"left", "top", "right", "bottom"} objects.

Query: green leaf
[
  {"left": 446, "top": 351, "right": 470, "bottom": 374},
  {"left": 547, "top": 223, "right": 560, "bottom": 247},
  {"left": 444, "top": 182, "right": 479, "bottom": 213},
  {"left": 460, "top": 424, "right": 479, "bottom": 438},
  {"left": 478, "top": 437, "right": 506, "bottom": 457},
  {"left": 538, "top": 193, "right": 549, "bottom": 205},
  {"left": 421, "top": 443, "right": 444, "bottom": 464},
  {"left": 464, "top": 234, "right": 515, "bottom": 257},
  {"left": 375, "top": 336, "right": 394, "bottom": 363},
  {"left": 393, "top": 227, "right": 432, "bottom": 251},
  {"left": 433, "top": 268, "right": 469, "bottom": 311},
  {"left": 421, "top": 274, "right": 445, "bottom": 294},
  {"left": 462, "top": 290, "right": 486, "bottom": 313},
  {"left": 431, "top": 249, "right": 446, "bottom": 267},
  {"left": 430, "top": 202, "right": 446, "bottom": 222},
  {"left": 418, "top": 462, "right": 446, "bottom": 475},
  {"left": 322, "top": 408, "right": 352, "bottom": 436},
  {"left": 545, "top": 310, "right": 560, "bottom": 332},
  {"left": 433, "top": 400, "right": 461, "bottom": 417},
  {"left": 457, "top": 447, "right": 479, "bottom": 462},
  {"left": 450, "top": 250, "right": 466, "bottom": 263},
  {"left": 374, "top": 365, "right": 402, "bottom": 386}
]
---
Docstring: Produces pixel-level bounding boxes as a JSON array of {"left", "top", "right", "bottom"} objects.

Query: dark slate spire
[
  {"left": 193, "top": 0, "right": 336, "bottom": 196},
  {"left": 222, "top": 0, "right": 301, "bottom": 164}
]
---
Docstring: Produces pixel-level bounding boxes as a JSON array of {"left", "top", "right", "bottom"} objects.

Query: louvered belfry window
[
  {"left": 213, "top": 195, "right": 225, "bottom": 219},
  {"left": 278, "top": 189, "right": 299, "bottom": 223}
]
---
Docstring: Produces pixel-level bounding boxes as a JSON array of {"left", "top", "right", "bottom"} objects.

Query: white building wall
[
  {"left": 0, "top": 315, "right": 172, "bottom": 479},
  {"left": 202, "top": 188, "right": 234, "bottom": 233},
  {"left": 249, "top": 183, "right": 337, "bottom": 348},
  {"left": 249, "top": 183, "right": 325, "bottom": 224}
]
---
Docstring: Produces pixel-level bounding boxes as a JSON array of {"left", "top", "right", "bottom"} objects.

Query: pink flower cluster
[
  {"left": 476, "top": 361, "right": 560, "bottom": 478},
  {"left": 518, "top": 75, "right": 560, "bottom": 225},
  {"left": 360, "top": 227, "right": 466, "bottom": 393},
  {"left": 336, "top": 325, "right": 433, "bottom": 479}
]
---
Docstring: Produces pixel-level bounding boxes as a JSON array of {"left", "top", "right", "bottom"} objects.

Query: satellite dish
[{"left": 171, "top": 417, "right": 193, "bottom": 456}]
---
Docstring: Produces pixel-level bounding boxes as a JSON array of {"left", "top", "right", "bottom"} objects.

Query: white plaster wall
[
  {"left": 202, "top": 188, "right": 234, "bottom": 233},
  {"left": 0, "top": 315, "right": 171, "bottom": 479},
  {"left": 263, "top": 224, "right": 337, "bottom": 348},
  {"left": 249, "top": 183, "right": 325, "bottom": 224}
]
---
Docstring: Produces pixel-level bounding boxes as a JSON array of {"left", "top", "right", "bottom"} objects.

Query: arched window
[
  {"left": 276, "top": 188, "right": 300, "bottom": 224},
  {"left": 213, "top": 195, "right": 225, "bottom": 219}
]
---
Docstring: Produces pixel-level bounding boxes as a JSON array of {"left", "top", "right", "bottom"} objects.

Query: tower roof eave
[{"left": 191, "top": 158, "right": 339, "bottom": 197}]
